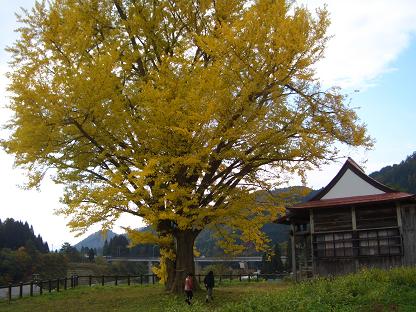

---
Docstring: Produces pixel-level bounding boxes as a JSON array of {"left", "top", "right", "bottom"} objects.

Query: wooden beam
[
  {"left": 351, "top": 206, "right": 357, "bottom": 230},
  {"left": 351, "top": 206, "right": 359, "bottom": 272},
  {"left": 309, "top": 209, "right": 315, "bottom": 276},
  {"left": 396, "top": 202, "right": 404, "bottom": 266},
  {"left": 310, "top": 209, "right": 315, "bottom": 233},
  {"left": 290, "top": 223, "right": 297, "bottom": 281},
  {"left": 396, "top": 202, "right": 403, "bottom": 228}
]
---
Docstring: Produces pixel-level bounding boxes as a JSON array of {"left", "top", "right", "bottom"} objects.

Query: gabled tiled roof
[
  {"left": 289, "top": 158, "right": 416, "bottom": 210},
  {"left": 290, "top": 192, "right": 415, "bottom": 209}
]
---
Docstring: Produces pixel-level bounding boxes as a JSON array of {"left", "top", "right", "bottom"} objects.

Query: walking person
[
  {"left": 184, "top": 273, "right": 194, "bottom": 305},
  {"left": 204, "top": 271, "right": 215, "bottom": 303}
]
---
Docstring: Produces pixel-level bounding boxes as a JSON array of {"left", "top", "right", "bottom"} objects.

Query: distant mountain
[
  {"left": 370, "top": 152, "right": 416, "bottom": 194},
  {"left": 74, "top": 230, "right": 118, "bottom": 250}
]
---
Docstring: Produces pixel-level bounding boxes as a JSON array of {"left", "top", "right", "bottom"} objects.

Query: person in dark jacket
[{"left": 203, "top": 271, "right": 215, "bottom": 303}]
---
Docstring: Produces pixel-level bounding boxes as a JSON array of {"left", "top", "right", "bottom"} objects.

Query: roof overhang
[{"left": 289, "top": 192, "right": 415, "bottom": 210}]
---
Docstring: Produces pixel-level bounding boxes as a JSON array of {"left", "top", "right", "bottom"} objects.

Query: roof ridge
[{"left": 346, "top": 157, "right": 365, "bottom": 172}]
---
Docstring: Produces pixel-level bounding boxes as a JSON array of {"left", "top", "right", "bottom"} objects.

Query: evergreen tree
[
  {"left": 103, "top": 239, "right": 109, "bottom": 256},
  {"left": 272, "top": 244, "right": 285, "bottom": 273},
  {"left": 59, "top": 242, "right": 81, "bottom": 262},
  {"left": 261, "top": 243, "right": 285, "bottom": 274},
  {"left": 261, "top": 252, "right": 273, "bottom": 274},
  {"left": 0, "top": 218, "right": 49, "bottom": 253},
  {"left": 88, "top": 248, "right": 95, "bottom": 262},
  {"left": 108, "top": 235, "right": 130, "bottom": 257}
]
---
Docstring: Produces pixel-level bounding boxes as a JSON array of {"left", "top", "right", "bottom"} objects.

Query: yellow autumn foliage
[{"left": 3, "top": 0, "right": 371, "bottom": 290}]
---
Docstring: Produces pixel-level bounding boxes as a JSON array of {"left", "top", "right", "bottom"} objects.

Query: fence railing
[{"left": 1, "top": 273, "right": 288, "bottom": 302}]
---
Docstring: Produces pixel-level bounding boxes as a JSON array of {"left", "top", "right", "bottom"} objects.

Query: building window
[
  {"left": 358, "top": 228, "right": 401, "bottom": 256},
  {"left": 315, "top": 232, "right": 353, "bottom": 258},
  {"left": 314, "top": 228, "right": 401, "bottom": 258}
]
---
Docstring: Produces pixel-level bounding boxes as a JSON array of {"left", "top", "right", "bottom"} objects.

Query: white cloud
[{"left": 299, "top": 0, "right": 416, "bottom": 88}]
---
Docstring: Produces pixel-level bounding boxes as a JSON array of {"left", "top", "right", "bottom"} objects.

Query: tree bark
[
  {"left": 169, "top": 229, "right": 199, "bottom": 293},
  {"left": 165, "top": 256, "right": 176, "bottom": 291}
]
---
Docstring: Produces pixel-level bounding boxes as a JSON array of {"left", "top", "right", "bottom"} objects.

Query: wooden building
[{"left": 282, "top": 158, "right": 416, "bottom": 280}]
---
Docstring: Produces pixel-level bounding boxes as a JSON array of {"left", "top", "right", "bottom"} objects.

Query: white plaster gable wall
[{"left": 321, "top": 168, "right": 385, "bottom": 199}]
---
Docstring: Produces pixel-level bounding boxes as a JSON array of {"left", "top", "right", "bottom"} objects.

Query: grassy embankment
[{"left": 2, "top": 267, "right": 416, "bottom": 311}]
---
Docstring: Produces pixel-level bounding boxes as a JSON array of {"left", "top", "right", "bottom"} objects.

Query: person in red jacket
[{"left": 184, "top": 273, "right": 194, "bottom": 305}]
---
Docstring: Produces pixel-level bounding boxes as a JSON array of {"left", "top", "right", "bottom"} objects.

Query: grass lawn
[
  {"left": 0, "top": 280, "right": 288, "bottom": 312},
  {"left": 3, "top": 268, "right": 416, "bottom": 311}
]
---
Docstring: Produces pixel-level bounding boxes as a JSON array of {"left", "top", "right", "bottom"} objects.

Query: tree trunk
[
  {"left": 165, "top": 256, "right": 176, "bottom": 291},
  {"left": 169, "top": 229, "right": 199, "bottom": 293}
]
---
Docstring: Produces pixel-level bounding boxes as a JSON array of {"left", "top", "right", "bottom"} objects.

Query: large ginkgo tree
[{"left": 2, "top": 0, "right": 371, "bottom": 292}]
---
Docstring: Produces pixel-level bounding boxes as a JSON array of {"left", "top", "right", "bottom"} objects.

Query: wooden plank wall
[
  {"left": 400, "top": 204, "right": 416, "bottom": 265},
  {"left": 356, "top": 206, "right": 397, "bottom": 229},
  {"left": 312, "top": 203, "right": 405, "bottom": 276},
  {"left": 314, "top": 207, "right": 352, "bottom": 232},
  {"left": 316, "top": 259, "right": 355, "bottom": 276},
  {"left": 358, "top": 256, "right": 402, "bottom": 269}
]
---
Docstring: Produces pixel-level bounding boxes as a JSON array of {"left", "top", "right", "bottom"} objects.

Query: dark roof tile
[{"left": 290, "top": 192, "right": 415, "bottom": 210}]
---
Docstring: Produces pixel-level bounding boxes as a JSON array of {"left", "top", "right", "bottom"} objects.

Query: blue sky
[
  {"left": 305, "top": 39, "right": 416, "bottom": 186},
  {"left": 0, "top": 0, "right": 416, "bottom": 248},
  {"left": 355, "top": 40, "right": 416, "bottom": 165}
]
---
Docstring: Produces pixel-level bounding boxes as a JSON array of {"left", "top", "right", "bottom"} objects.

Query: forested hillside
[
  {"left": 0, "top": 218, "right": 49, "bottom": 252},
  {"left": 370, "top": 152, "right": 416, "bottom": 193},
  {"left": 0, "top": 219, "right": 67, "bottom": 285}
]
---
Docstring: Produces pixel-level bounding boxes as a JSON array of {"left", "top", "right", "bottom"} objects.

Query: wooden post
[
  {"left": 89, "top": 275, "right": 92, "bottom": 286},
  {"left": 56, "top": 279, "right": 60, "bottom": 292},
  {"left": 48, "top": 280, "right": 52, "bottom": 293},
  {"left": 101, "top": 275, "right": 105, "bottom": 286},
  {"left": 115, "top": 276, "right": 118, "bottom": 286},
  {"left": 19, "top": 282, "right": 23, "bottom": 298},
  {"left": 396, "top": 203, "right": 403, "bottom": 228},
  {"left": 396, "top": 202, "right": 404, "bottom": 265},
  {"left": 290, "top": 223, "right": 297, "bottom": 281},
  {"left": 352, "top": 206, "right": 359, "bottom": 272},
  {"left": 30, "top": 281, "right": 33, "bottom": 297},
  {"left": 310, "top": 209, "right": 315, "bottom": 276},
  {"left": 8, "top": 284, "right": 12, "bottom": 302},
  {"left": 64, "top": 278, "right": 67, "bottom": 290},
  {"left": 39, "top": 281, "right": 43, "bottom": 295},
  {"left": 351, "top": 206, "right": 357, "bottom": 230}
]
